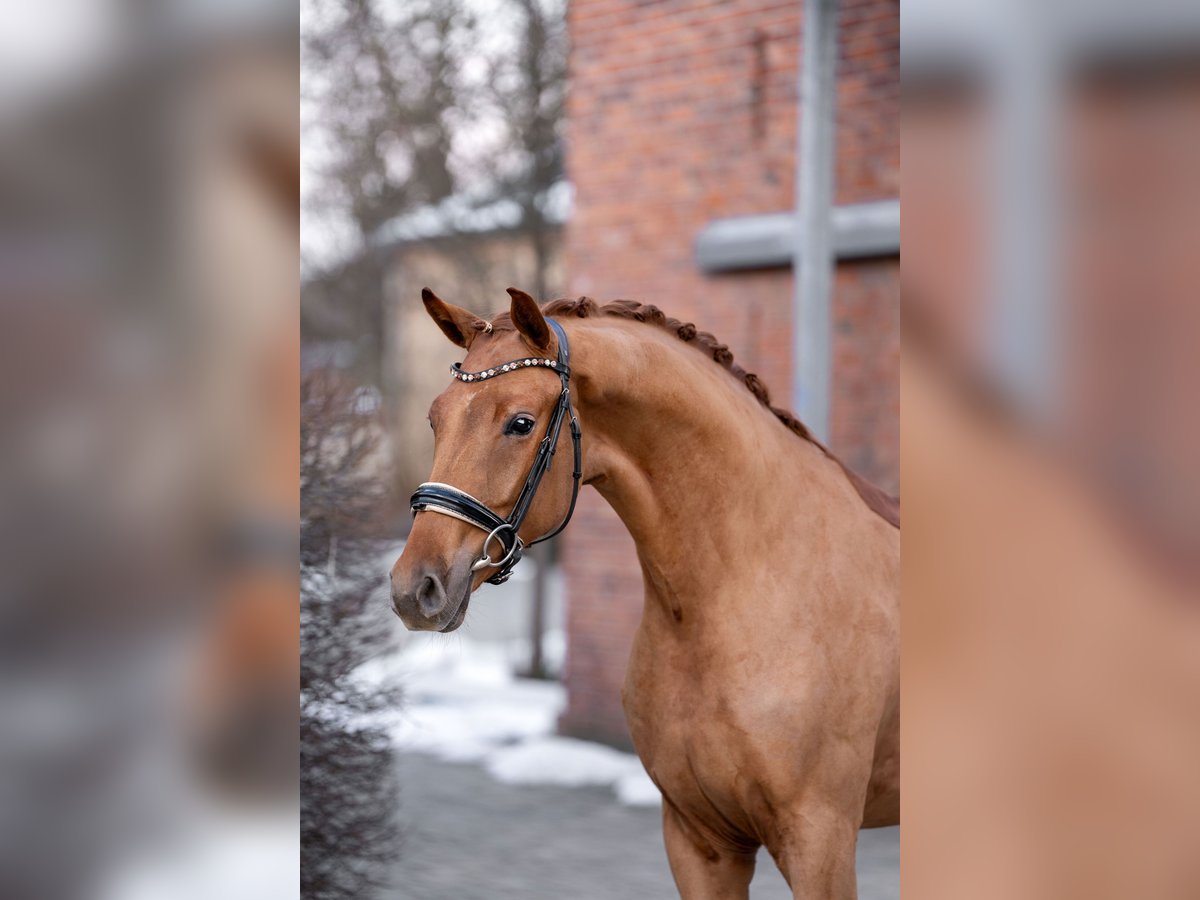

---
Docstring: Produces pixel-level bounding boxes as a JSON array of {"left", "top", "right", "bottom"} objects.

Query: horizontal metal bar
[{"left": 695, "top": 200, "right": 899, "bottom": 273}]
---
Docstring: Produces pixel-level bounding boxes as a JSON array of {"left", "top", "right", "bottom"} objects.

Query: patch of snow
[
  {"left": 616, "top": 769, "right": 663, "bottom": 807},
  {"left": 486, "top": 736, "right": 638, "bottom": 788},
  {"left": 360, "top": 627, "right": 660, "bottom": 808},
  {"left": 371, "top": 180, "right": 572, "bottom": 247},
  {"left": 98, "top": 794, "right": 297, "bottom": 900},
  {"left": 393, "top": 695, "right": 560, "bottom": 764}
]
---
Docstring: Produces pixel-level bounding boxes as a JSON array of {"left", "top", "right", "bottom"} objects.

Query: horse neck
[{"left": 566, "top": 317, "right": 856, "bottom": 621}]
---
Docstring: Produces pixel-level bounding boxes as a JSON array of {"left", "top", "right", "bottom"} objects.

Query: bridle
[{"left": 409, "top": 318, "right": 582, "bottom": 585}]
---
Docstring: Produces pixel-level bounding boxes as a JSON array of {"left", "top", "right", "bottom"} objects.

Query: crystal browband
[{"left": 450, "top": 357, "right": 567, "bottom": 383}]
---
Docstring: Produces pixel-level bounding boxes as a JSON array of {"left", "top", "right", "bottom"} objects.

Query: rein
[{"left": 409, "top": 318, "right": 582, "bottom": 585}]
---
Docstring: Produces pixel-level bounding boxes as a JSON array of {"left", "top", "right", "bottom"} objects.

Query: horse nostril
[{"left": 415, "top": 574, "right": 447, "bottom": 617}]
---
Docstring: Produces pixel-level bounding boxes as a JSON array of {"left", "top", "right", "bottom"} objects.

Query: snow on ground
[
  {"left": 357, "top": 629, "right": 661, "bottom": 808},
  {"left": 100, "top": 801, "right": 298, "bottom": 900}
]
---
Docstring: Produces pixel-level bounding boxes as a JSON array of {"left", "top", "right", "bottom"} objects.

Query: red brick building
[{"left": 558, "top": 0, "right": 899, "bottom": 747}]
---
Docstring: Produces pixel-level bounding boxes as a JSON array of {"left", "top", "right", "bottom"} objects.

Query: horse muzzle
[{"left": 390, "top": 564, "right": 472, "bottom": 632}]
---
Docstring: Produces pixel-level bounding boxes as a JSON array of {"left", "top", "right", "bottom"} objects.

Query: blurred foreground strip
[
  {"left": 0, "top": 3, "right": 298, "bottom": 898},
  {"left": 902, "top": 342, "right": 1200, "bottom": 899},
  {"left": 903, "top": 0, "right": 1200, "bottom": 894}
]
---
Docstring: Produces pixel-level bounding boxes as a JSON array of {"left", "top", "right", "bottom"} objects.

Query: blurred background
[
  {"left": 902, "top": 0, "right": 1200, "bottom": 897},
  {"left": 0, "top": 1, "right": 298, "bottom": 899},
  {"left": 301, "top": 0, "right": 898, "bottom": 897}
]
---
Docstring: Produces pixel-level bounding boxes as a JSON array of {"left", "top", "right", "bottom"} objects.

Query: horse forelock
[{"left": 487, "top": 296, "right": 900, "bottom": 528}]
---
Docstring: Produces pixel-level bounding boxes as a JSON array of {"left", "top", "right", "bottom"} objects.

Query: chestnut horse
[{"left": 391, "top": 288, "right": 899, "bottom": 899}]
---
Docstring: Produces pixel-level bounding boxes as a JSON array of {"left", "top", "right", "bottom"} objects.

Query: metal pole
[
  {"left": 792, "top": 0, "right": 838, "bottom": 442},
  {"left": 528, "top": 541, "right": 548, "bottom": 679},
  {"left": 987, "top": 4, "right": 1060, "bottom": 423}
]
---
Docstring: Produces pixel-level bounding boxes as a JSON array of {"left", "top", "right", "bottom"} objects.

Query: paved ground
[{"left": 391, "top": 753, "right": 899, "bottom": 899}]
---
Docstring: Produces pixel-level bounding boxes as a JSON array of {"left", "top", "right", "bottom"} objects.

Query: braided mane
[{"left": 486, "top": 296, "right": 899, "bottom": 528}]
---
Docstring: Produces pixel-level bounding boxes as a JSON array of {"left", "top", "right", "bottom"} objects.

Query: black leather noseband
[{"left": 410, "top": 318, "right": 582, "bottom": 585}]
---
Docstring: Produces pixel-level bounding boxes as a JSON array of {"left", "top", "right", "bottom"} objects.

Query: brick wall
[{"left": 559, "top": 0, "right": 899, "bottom": 747}]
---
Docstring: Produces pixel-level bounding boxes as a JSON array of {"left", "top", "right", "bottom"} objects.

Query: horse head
[{"left": 390, "top": 287, "right": 581, "bottom": 632}]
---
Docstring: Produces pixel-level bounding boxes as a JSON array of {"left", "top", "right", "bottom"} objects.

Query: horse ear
[
  {"left": 506, "top": 287, "right": 551, "bottom": 352},
  {"left": 422, "top": 287, "right": 485, "bottom": 349}
]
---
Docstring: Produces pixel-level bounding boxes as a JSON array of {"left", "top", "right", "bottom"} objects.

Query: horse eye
[{"left": 505, "top": 415, "right": 536, "bottom": 436}]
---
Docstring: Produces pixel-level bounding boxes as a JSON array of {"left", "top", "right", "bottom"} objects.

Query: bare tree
[
  {"left": 485, "top": 0, "right": 567, "bottom": 302},
  {"left": 302, "top": 0, "right": 482, "bottom": 383}
]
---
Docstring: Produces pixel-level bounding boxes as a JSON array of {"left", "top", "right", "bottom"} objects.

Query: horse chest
[{"left": 623, "top": 645, "right": 775, "bottom": 841}]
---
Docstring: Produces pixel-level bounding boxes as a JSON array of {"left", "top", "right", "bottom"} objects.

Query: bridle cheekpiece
[{"left": 409, "top": 318, "right": 582, "bottom": 585}]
